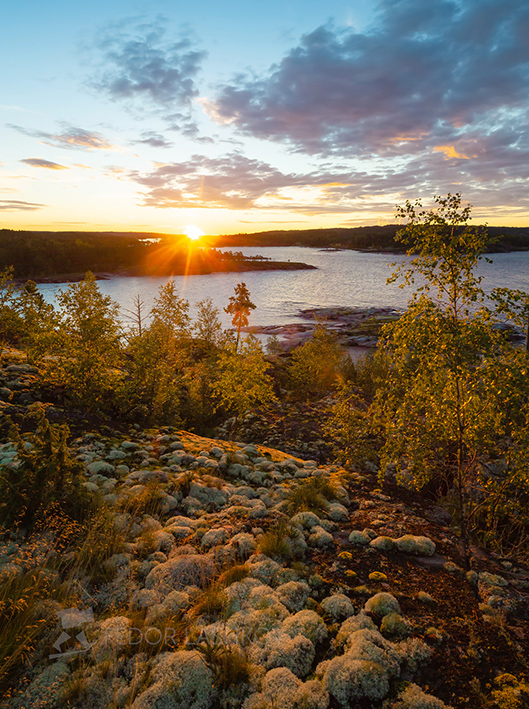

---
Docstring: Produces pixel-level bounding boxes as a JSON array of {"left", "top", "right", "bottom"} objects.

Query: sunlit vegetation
[
  {"left": 286, "top": 475, "right": 338, "bottom": 515},
  {"left": 0, "top": 198, "right": 528, "bottom": 709},
  {"left": 330, "top": 194, "right": 529, "bottom": 559},
  {"left": 224, "top": 281, "right": 256, "bottom": 351},
  {"left": 288, "top": 325, "right": 353, "bottom": 399}
]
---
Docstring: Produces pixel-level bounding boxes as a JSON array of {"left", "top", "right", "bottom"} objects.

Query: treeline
[
  {"left": 3, "top": 224, "right": 529, "bottom": 280},
  {"left": 216, "top": 224, "right": 529, "bottom": 252},
  {"left": 0, "top": 231, "right": 307, "bottom": 279},
  {"left": 0, "top": 230, "right": 153, "bottom": 277}
]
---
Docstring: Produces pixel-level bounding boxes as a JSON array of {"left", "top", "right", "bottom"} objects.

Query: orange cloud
[
  {"left": 388, "top": 132, "right": 428, "bottom": 144},
  {"left": 433, "top": 145, "right": 470, "bottom": 160}
]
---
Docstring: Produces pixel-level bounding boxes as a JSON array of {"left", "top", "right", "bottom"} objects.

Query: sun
[{"left": 183, "top": 224, "right": 204, "bottom": 242}]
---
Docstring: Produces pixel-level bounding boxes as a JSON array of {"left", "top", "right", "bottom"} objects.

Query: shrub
[
  {"left": 191, "top": 586, "right": 228, "bottom": 620},
  {"left": 288, "top": 325, "right": 351, "bottom": 399},
  {"left": 286, "top": 476, "right": 337, "bottom": 515},
  {"left": 0, "top": 404, "right": 89, "bottom": 529},
  {"left": 130, "top": 650, "right": 216, "bottom": 709},
  {"left": 145, "top": 554, "right": 216, "bottom": 593},
  {"left": 321, "top": 594, "right": 355, "bottom": 621},
  {"left": 395, "top": 535, "right": 436, "bottom": 557},
  {"left": 258, "top": 521, "right": 305, "bottom": 561},
  {"left": 35, "top": 272, "right": 122, "bottom": 411},
  {"left": 218, "top": 563, "right": 250, "bottom": 586},
  {"left": 121, "top": 480, "right": 167, "bottom": 518},
  {"left": 490, "top": 673, "right": 529, "bottom": 709}
]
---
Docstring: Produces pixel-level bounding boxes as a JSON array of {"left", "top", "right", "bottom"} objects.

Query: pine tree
[{"left": 224, "top": 282, "right": 256, "bottom": 351}]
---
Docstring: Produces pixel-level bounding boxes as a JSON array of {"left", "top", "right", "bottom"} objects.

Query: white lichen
[
  {"left": 131, "top": 650, "right": 215, "bottom": 709},
  {"left": 321, "top": 593, "right": 355, "bottom": 620},
  {"left": 282, "top": 610, "right": 328, "bottom": 645},
  {"left": 364, "top": 592, "right": 401, "bottom": 618}
]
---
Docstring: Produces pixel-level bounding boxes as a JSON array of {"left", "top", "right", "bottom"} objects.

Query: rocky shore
[
  {"left": 244, "top": 306, "right": 403, "bottom": 352},
  {"left": 245, "top": 305, "right": 526, "bottom": 354}
]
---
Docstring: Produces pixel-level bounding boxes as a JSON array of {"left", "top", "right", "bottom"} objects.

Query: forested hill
[
  {"left": 0, "top": 230, "right": 155, "bottom": 278},
  {"left": 215, "top": 224, "right": 529, "bottom": 251}
]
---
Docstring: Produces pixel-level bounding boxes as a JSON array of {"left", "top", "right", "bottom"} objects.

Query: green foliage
[
  {"left": 194, "top": 297, "right": 228, "bottom": 352},
  {"left": 119, "top": 323, "right": 186, "bottom": 425},
  {"left": 0, "top": 405, "right": 89, "bottom": 528},
  {"left": 391, "top": 192, "right": 494, "bottom": 311},
  {"left": 15, "top": 280, "right": 57, "bottom": 351},
  {"left": 288, "top": 325, "right": 350, "bottom": 398},
  {"left": 367, "top": 193, "right": 529, "bottom": 553},
  {"left": 0, "top": 230, "right": 153, "bottom": 278},
  {"left": 0, "top": 267, "right": 23, "bottom": 344},
  {"left": 150, "top": 280, "right": 191, "bottom": 338},
  {"left": 224, "top": 282, "right": 256, "bottom": 350},
  {"left": 492, "top": 286, "right": 529, "bottom": 352},
  {"left": 35, "top": 272, "right": 122, "bottom": 410},
  {"left": 326, "top": 383, "right": 379, "bottom": 470},
  {"left": 0, "top": 269, "right": 57, "bottom": 348},
  {"left": 182, "top": 358, "right": 219, "bottom": 431},
  {"left": 117, "top": 282, "right": 191, "bottom": 425},
  {"left": 213, "top": 335, "right": 276, "bottom": 423},
  {"left": 266, "top": 334, "right": 284, "bottom": 356}
]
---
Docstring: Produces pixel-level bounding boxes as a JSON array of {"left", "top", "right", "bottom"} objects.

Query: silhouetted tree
[{"left": 224, "top": 282, "right": 256, "bottom": 351}]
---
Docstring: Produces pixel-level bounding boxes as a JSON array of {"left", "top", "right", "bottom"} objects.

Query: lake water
[{"left": 36, "top": 247, "right": 529, "bottom": 329}]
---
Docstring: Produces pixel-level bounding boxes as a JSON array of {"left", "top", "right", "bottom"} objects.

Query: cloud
[
  {"left": 9, "top": 124, "right": 117, "bottom": 151},
  {"left": 0, "top": 199, "right": 44, "bottom": 211},
  {"left": 126, "top": 132, "right": 529, "bottom": 218},
  {"left": 133, "top": 131, "right": 175, "bottom": 148},
  {"left": 88, "top": 18, "right": 205, "bottom": 130},
  {"left": 127, "top": 152, "right": 405, "bottom": 213},
  {"left": 129, "top": 153, "right": 311, "bottom": 209},
  {"left": 21, "top": 158, "right": 68, "bottom": 170},
  {"left": 212, "top": 0, "right": 529, "bottom": 160}
]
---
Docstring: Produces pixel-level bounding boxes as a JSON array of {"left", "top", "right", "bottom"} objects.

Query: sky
[{"left": 1, "top": 0, "right": 529, "bottom": 234}]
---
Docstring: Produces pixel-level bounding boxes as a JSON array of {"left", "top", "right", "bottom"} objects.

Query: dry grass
[
  {"left": 285, "top": 475, "right": 337, "bottom": 515},
  {"left": 195, "top": 635, "right": 250, "bottom": 695},
  {"left": 218, "top": 563, "right": 250, "bottom": 586},
  {"left": 0, "top": 567, "right": 55, "bottom": 698},
  {"left": 257, "top": 520, "right": 298, "bottom": 560},
  {"left": 120, "top": 480, "right": 167, "bottom": 518},
  {"left": 191, "top": 586, "right": 228, "bottom": 620},
  {"left": 122, "top": 608, "right": 191, "bottom": 658}
]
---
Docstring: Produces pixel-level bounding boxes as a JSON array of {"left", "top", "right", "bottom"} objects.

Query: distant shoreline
[{"left": 12, "top": 259, "right": 316, "bottom": 285}]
